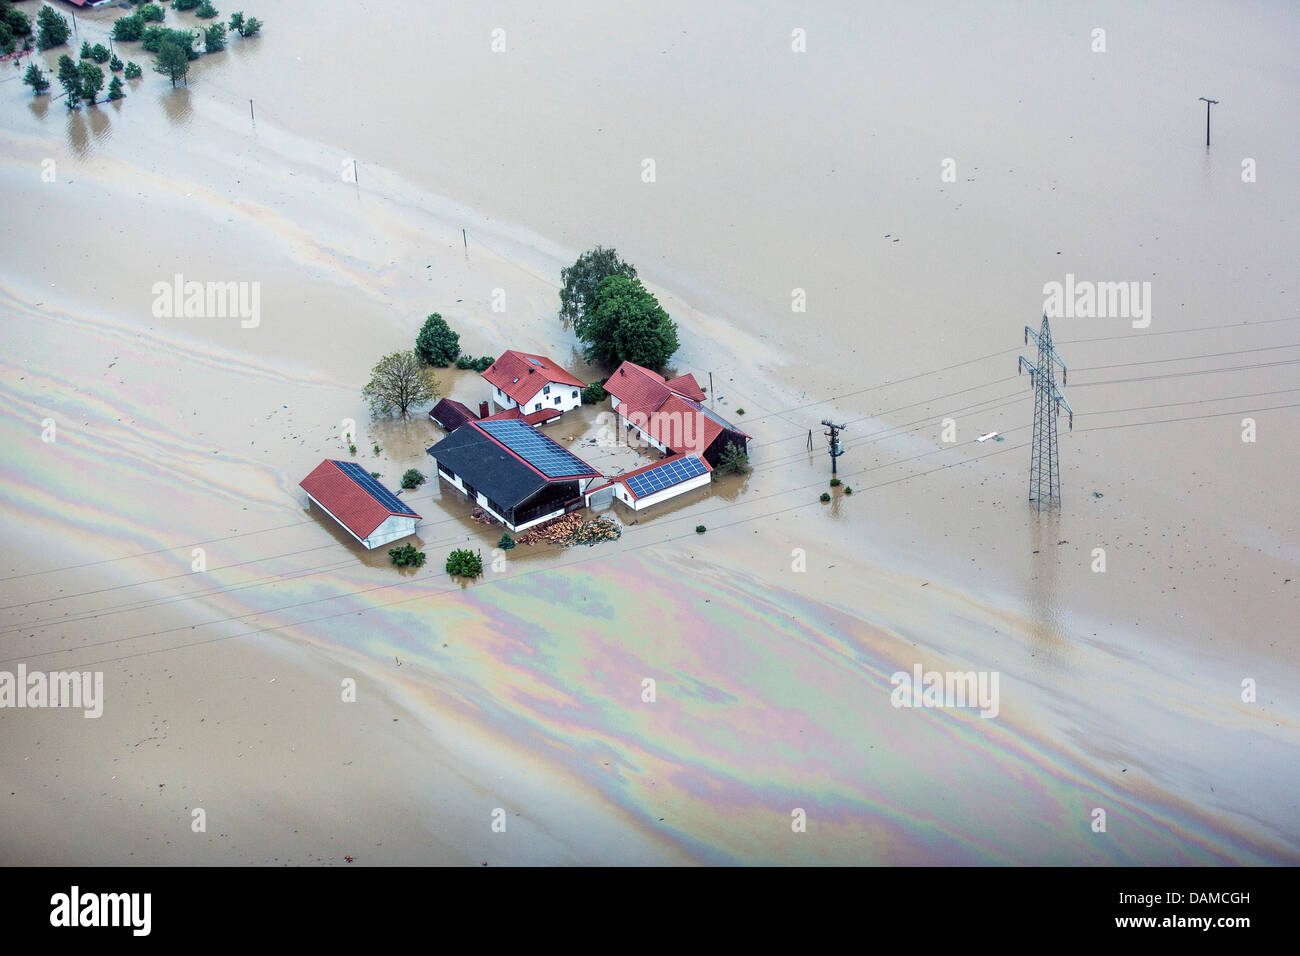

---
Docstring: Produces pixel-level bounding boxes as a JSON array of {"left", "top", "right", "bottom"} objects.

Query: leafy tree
[
  {"left": 576, "top": 275, "right": 679, "bottom": 371},
  {"left": 153, "top": 41, "right": 190, "bottom": 87},
  {"left": 560, "top": 245, "right": 636, "bottom": 322},
  {"left": 79, "top": 40, "right": 91, "bottom": 59},
  {"left": 361, "top": 350, "right": 440, "bottom": 418},
  {"left": 109, "top": 54, "right": 123, "bottom": 71},
  {"left": 36, "top": 5, "right": 71, "bottom": 51},
  {"left": 2, "top": 4, "right": 31, "bottom": 41},
  {"left": 174, "top": 0, "right": 201, "bottom": 9},
  {"left": 90, "top": 43, "right": 110, "bottom": 64},
  {"left": 123, "top": 61, "right": 143, "bottom": 79},
  {"left": 55, "top": 54, "right": 80, "bottom": 107},
  {"left": 78, "top": 62, "right": 104, "bottom": 104},
  {"left": 137, "top": 3, "right": 165, "bottom": 23},
  {"left": 471, "top": 356, "right": 494, "bottom": 372},
  {"left": 113, "top": 14, "right": 144, "bottom": 42},
  {"left": 580, "top": 381, "right": 608, "bottom": 405},
  {"left": 196, "top": 0, "right": 219, "bottom": 19},
  {"left": 401, "top": 469, "right": 425, "bottom": 490},
  {"left": 497, "top": 533, "right": 515, "bottom": 551},
  {"left": 143, "top": 26, "right": 196, "bottom": 57},
  {"left": 716, "top": 441, "right": 750, "bottom": 476},
  {"left": 22, "top": 62, "right": 50, "bottom": 95},
  {"left": 414, "top": 313, "right": 460, "bottom": 367},
  {"left": 0, "top": 23, "right": 14, "bottom": 56},
  {"left": 241, "top": 16, "right": 261, "bottom": 36},
  {"left": 202, "top": 22, "right": 225, "bottom": 52},
  {"left": 388, "top": 543, "right": 426, "bottom": 568},
  {"left": 107, "top": 75, "right": 125, "bottom": 101},
  {"left": 445, "top": 548, "right": 483, "bottom": 577},
  {"left": 227, "top": 11, "right": 243, "bottom": 32}
]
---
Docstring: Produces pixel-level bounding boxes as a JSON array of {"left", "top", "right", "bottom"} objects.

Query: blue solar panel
[
  {"left": 685, "top": 398, "right": 739, "bottom": 431},
  {"left": 334, "top": 461, "right": 419, "bottom": 516},
  {"left": 623, "top": 455, "right": 707, "bottom": 498},
  {"left": 477, "top": 419, "right": 595, "bottom": 478}
]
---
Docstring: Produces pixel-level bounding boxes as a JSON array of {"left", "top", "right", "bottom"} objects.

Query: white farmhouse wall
[{"left": 366, "top": 514, "right": 419, "bottom": 549}]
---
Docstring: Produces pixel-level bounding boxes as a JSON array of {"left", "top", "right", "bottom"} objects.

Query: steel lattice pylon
[{"left": 1018, "top": 314, "right": 1073, "bottom": 510}]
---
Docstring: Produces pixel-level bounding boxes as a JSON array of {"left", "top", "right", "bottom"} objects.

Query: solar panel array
[
  {"left": 334, "top": 461, "right": 419, "bottom": 516},
  {"left": 623, "top": 455, "right": 708, "bottom": 498},
  {"left": 477, "top": 419, "right": 595, "bottom": 477},
  {"left": 687, "top": 398, "right": 736, "bottom": 430}
]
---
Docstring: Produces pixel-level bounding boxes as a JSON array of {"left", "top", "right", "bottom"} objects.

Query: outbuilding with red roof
[
  {"left": 299, "top": 460, "right": 422, "bottom": 549},
  {"left": 603, "top": 361, "right": 749, "bottom": 466}
]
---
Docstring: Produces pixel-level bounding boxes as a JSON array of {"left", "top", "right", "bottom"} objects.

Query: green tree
[
  {"left": 388, "top": 543, "right": 426, "bottom": 568},
  {"left": 202, "top": 22, "right": 225, "bottom": 51},
  {"left": 79, "top": 40, "right": 91, "bottom": 59},
  {"left": 241, "top": 16, "right": 261, "bottom": 36},
  {"left": 153, "top": 41, "right": 190, "bottom": 87},
  {"left": 138, "top": 3, "right": 165, "bottom": 23},
  {"left": 22, "top": 62, "right": 50, "bottom": 95},
  {"left": 174, "top": 0, "right": 201, "bottom": 9},
  {"left": 361, "top": 351, "right": 440, "bottom": 418},
  {"left": 143, "top": 26, "right": 196, "bottom": 56},
  {"left": 109, "top": 54, "right": 123, "bottom": 71},
  {"left": 576, "top": 275, "right": 679, "bottom": 371},
  {"left": 559, "top": 245, "right": 636, "bottom": 322},
  {"left": 227, "top": 10, "right": 243, "bottom": 33},
  {"left": 90, "top": 43, "right": 110, "bottom": 64},
  {"left": 55, "top": 54, "right": 80, "bottom": 107},
  {"left": 112, "top": 14, "right": 144, "bottom": 42},
  {"left": 414, "top": 313, "right": 460, "bottom": 367},
  {"left": 36, "top": 5, "right": 71, "bottom": 51},
  {"left": 196, "top": 0, "right": 219, "bottom": 19},
  {"left": 2, "top": 4, "right": 31, "bottom": 42},
  {"left": 78, "top": 62, "right": 104, "bottom": 104},
  {"left": 497, "top": 532, "right": 516, "bottom": 551},
  {"left": 716, "top": 441, "right": 750, "bottom": 476},
  {"left": 445, "top": 548, "right": 483, "bottom": 577},
  {"left": 107, "top": 75, "right": 125, "bottom": 101},
  {"left": 401, "top": 469, "right": 425, "bottom": 490},
  {"left": 580, "top": 381, "right": 608, "bottom": 405},
  {"left": 124, "top": 61, "right": 143, "bottom": 79}
]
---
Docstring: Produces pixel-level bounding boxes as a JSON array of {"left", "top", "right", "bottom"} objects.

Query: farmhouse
[
  {"left": 603, "top": 361, "right": 749, "bottom": 467},
  {"left": 427, "top": 419, "right": 599, "bottom": 532},
  {"left": 482, "top": 350, "right": 585, "bottom": 418},
  {"left": 299, "top": 460, "right": 421, "bottom": 549},
  {"left": 585, "top": 453, "right": 712, "bottom": 512}
]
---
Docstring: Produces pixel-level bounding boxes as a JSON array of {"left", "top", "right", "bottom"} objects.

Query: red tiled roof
[
  {"left": 482, "top": 350, "right": 584, "bottom": 405},
  {"left": 429, "top": 398, "right": 478, "bottom": 431},
  {"left": 482, "top": 406, "right": 562, "bottom": 426},
  {"left": 665, "top": 374, "right": 706, "bottom": 402},
  {"left": 606, "top": 362, "right": 747, "bottom": 455},
  {"left": 299, "top": 460, "right": 421, "bottom": 541},
  {"left": 604, "top": 361, "right": 671, "bottom": 413}
]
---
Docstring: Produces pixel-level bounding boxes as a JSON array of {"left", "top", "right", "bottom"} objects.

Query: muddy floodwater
[{"left": 0, "top": 0, "right": 1297, "bottom": 864}]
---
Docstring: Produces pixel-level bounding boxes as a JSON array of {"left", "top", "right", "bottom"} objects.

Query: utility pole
[
  {"left": 1018, "top": 314, "right": 1073, "bottom": 510},
  {"left": 821, "top": 420, "right": 846, "bottom": 475},
  {"left": 1199, "top": 97, "right": 1219, "bottom": 148}
]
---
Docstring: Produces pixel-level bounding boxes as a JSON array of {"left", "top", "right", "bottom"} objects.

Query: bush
[
  {"left": 203, "top": 22, "right": 226, "bottom": 52},
  {"left": 454, "top": 355, "right": 474, "bottom": 370},
  {"left": 695, "top": 525, "right": 706, "bottom": 534},
  {"left": 22, "top": 62, "right": 50, "bottom": 95},
  {"left": 348, "top": 443, "right": 356, "bottom": 455},
  {"left": 388, "top": 543, "right": 426, "bottom": 568},
  {"left": 829, "top": 477, "right": 841, "bottom": 487},
  {"left": 174, "top": 0, "right": 201, "bottom": 9},
  {"left": 414, "top": 312, "right": 460, "bottom": 367},
  {"left": 471, "top": 356, "right": 494, "bottom": 373},
  {"left": 581, "top": 382, "right": 608, "bottom": 405},
  {"left": 401, "top": 469, "right": 425, "bottom": 490},
  {"left": 107, "top": 75, "right": 125, "bottom": 100},
  {"left": 736, "top": 408, "right": 745, "bottom": 415},
  {"left": 497, "top": 533, "right": 515, "bottom": 551},
  {"left": 716, "top": 441, "right": 749, "bottom": 476},
  {"left": 138, "top": 3, "right": 165, "bottom": 24},
  {"left": 445, "top": 548, "right": 483, "bottom": 578},
  {"left": 79, "top": 40, "right": 90, "bottom": 59},
  {"left": 819, "top": 492, "right": 831, "bottom": 503},
  {"left": 369, "top": 471, "right": 381, "bottom": 479},
  {"left": 113, "top": 14, "right": 144, "bottom": 42},
  {"left": 142, "top": 25, "right": 196, "bottom": 56},
  {"left": 109, "top": 54, "right": 123, "bottom": 72},
  {"left": 372, "top": 443, "right": 381, "bottom": 455},
  {"left": 36, "top": 5, "right": 71, "bottom": 51},
  {"left": 844, "top": 486, "right": 853, "bottom": 495},
  {"left": 241, "top": 16, "right": 261, "bottom": 37},
  {"left": 90, "top": 43, "right": 110, "bottom": 64},
  {"left": 124, "top": 61, "right": 143, "bottom": 79},
  {"left": 196, "top": 0, "right": 219, "bottom": 19}
]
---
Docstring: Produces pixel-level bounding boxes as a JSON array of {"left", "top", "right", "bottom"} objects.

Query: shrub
[
  {"left": 388, "top": 543, "right": 426, "bottom": 568},
  {"left": 142, "top": 25, "right": 196, "bottom": 57},
  {"left": 414, "top": 312, "right": 460, "bottom": 367},
  {"left": 109, "top": 54, "right": 123, "bottom": 71},
  {"left": 90, "top": 43, "right": 110, "bottom": 63},
  {"left": 241, "top": 16, "right": 262, "bottom": 37},
  {"left": 844, "top": 486, "right": 853, "bottom": 495},
  {"left": 401, "top": 469, "right": 425, "bottom": 490},
  {"left": 695, "top": 525, "right": 706, "bottom": 534},
  {"left": 581, "top": 382, "right": 608, "bottom": 405},
  {"left": 454, "top": 355, "right": 474, "bottom": 370},
  {"left": 445, "top": 548, "right": 483, "bottom": 578},
  {"left": 36, "top": 5, "right": 71, "bottom": 51},
  {"left": 124, "top": 61, "right": 143, "bottom": 79},
  {"left": 203, "top": 22, "right": 226, "bottom": 52},
  {"left": 819, "top": 492, "right": 831, "bottom": 503},
  {"left": 348, "top": 443, "right": 356, "bottom": 455},
  {"left": 79, "top": 40, "right": 90, "bottom": 59},
  {"left": 196, "top": 0, "right": 219, "bottom": 19},
  {"left": 174, "top": 0, "right": 201, "bottom": 9},
  {"left": 716, "top": 441, "right": 749, "bottom": 476},
  {"left": 22, "top": 62, "right": 50, "bottom": 94},
  {"left": 372, "top": 443, "right": 381, "bottom": 455},
  {"left": 497, "top": 532, "right": 515, "bottom": 551},
  {"left": 138, "top": 3, "right": 165, "bottom": 24},
  {"left": 107, "top": 75, "right": 125, "bottom": 100},
  {"left": 113, "top": 14, "right": 144, "bottom": 41},
  {"left": 829, "top": 477, "right": 841, "bottom": 487},
  {"left": 369, "top": 471, "right": 381, "bottom": 479},
  {"left": 736, "top": 408, "right": 745, "bottom": 415}
]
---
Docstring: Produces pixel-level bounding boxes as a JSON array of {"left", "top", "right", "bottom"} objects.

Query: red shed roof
[
  {"left": 429, "top": 398, "right": 479, "bottom": 431},
  {"left": 482, "top": 350, "right": 584, "bottom": 405},
  {"left": 299, "top": 460, "right": 420, "bottom": 541},
  {"left": 481, "top": 405, "right": 562, "bottom": 426}
]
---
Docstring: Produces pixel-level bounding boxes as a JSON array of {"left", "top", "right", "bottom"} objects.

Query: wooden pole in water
[
  {"left": 708, "top": 372, "right": 714, "bottom": 407},
  {"left": 1199, "top": 97, "right": 1218, "bottom": 148},
  {"left": 353, "top": 159, "right": 358, "bottom": 184},
  {"left": 249, "top": 98, "right": 254, "bottom": 123},
  {"left": 462, "top": 228, "right": 467, "bottom": 250}
]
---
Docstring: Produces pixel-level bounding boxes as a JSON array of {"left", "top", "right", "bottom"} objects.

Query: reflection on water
[
  {"left": 1025, "top": 510, "right": 1069, "bottom": 655},
  {"left": 87, "top": 105, "right": 111, "bottom": 143},
  {"left": 65, "top": 109, "right": 89, "bottom": 157},
  {"left": 161, "top": 87, "right": 193, "bottom": 126},
  {"left": 27, "top": 95, "right": 49, "bottom": 120}
]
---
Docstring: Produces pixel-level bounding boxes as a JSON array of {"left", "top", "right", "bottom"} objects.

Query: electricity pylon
[
  {"left": 821, "top": 420, "right": 846, "bottom": 475},
  {"left": 1018, "top": 314, "right": 1073, "bottom": 510}
]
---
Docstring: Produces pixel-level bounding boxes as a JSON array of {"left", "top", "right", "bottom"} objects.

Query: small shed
[{"left": 299, "top": 459, "right": 421, "bottom": 549}]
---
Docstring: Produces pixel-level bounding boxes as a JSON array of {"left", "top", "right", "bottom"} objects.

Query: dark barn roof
[{"left": 427, "top": 425, "right": 549, "bottom": 510}]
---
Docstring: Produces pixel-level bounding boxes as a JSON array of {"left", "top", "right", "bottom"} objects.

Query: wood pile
[{"left": 518, "top": 513, "right": 621, "bottom": 547}]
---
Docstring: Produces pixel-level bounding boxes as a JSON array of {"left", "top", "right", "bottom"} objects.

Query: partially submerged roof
[
  {"left": 482, "top": 350, "right": 585, "bottom": 405},
  {"left": 429, "top": 398, "right": 479, "bottom": 431},
  {"left": 474, "top": 419, "right": 598, "bottom": 479},
  {"left": 427, "top": 420, "right": 597, "bottom": 508},
  {"left": 616, "top": 453, "right": 711, "bottom": 499},
  {"left": 300, "top": 460, "right": 421, "bottom": 540}
]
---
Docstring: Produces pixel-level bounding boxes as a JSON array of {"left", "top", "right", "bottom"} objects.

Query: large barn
[
  {"left": 603, "top": 361, "right": 749, "bottom": 467},
  {"left": 427, "top": 419, "right": 599, "bottom": 532},
  {"left": 299, "top": 460, "right": 422, "bottom": 549}
]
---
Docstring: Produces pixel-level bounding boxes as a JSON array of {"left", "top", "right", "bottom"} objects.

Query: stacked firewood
[{"left": 518, "top": 513, "right": 621, "bottom": 547}]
